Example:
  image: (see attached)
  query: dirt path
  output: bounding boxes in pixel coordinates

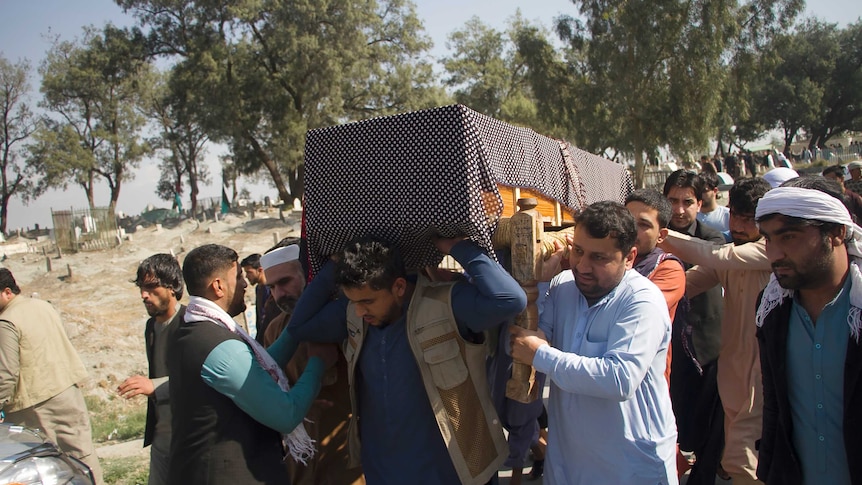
[1,211,301,402]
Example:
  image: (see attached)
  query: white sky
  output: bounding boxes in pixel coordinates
[1,0,859,230]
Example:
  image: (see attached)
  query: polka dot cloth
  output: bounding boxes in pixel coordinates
[304,104,632,275]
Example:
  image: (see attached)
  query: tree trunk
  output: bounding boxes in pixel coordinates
[0,168,8,233]
[633,150,646,189]
[110,168,122,213]
[246,133,290,204]
[0,194,9,233]
[783,126,796,156]
[85,170,96,210]
[189,166,199,216]
[287,163,305,203]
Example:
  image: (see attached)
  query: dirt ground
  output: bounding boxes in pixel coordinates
[1,209,302,402]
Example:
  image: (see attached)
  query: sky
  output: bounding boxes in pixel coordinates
[1,0,860,231]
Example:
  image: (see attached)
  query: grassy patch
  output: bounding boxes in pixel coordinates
[85,395,147,443]
[101,455,149,485]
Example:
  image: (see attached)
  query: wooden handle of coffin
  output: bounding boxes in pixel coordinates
[505,198,543,403]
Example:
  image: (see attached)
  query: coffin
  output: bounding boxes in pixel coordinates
[303,104,632,274]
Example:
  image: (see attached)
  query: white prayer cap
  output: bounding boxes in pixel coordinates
[848,161,862,171]
[762,167,798,189]
[260,244,300,270]
[755,186,862,257]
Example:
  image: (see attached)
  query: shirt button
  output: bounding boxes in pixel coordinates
[815,374,821,380]
[815,343,822,349]
[817,403,823,409]
[576,333,582,338]
[819,436,825,442]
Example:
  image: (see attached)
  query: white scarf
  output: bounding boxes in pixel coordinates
[754,187,862,342]
[755,186,862,258]
[185,296,315,463]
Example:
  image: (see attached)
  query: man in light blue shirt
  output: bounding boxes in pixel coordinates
[510,201,678,485]
[697,169,731,238]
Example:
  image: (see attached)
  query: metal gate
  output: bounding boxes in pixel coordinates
[51,206,120,252]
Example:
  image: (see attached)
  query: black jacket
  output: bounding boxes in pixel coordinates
[143,305,184,447]
[167,319,288,485]
[756,294,862,485]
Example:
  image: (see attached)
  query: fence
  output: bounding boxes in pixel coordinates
[51,206,120,252]
[643,170,674,190]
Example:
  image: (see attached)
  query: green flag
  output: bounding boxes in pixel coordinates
[221,186,230,214]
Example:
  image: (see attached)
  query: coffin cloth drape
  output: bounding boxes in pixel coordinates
[304,104,632,275]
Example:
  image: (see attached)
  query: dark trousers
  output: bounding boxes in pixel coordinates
[671,357,725,485]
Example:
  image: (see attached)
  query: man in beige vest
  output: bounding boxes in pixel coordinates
[290,235,526,485]
[0,268,103,483]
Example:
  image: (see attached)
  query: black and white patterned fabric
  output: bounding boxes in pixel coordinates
[304,104,632,275]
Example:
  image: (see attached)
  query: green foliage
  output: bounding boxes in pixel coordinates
[120,0,444,202]
[803,19,862,148]
[0,55,38,232]
[146,70,210,214]
[441,13,558,136]
[85,395,147,444]
[29,25,153,209]
[102,456,149,485]
[736,18,862,153]
[512,0,802,186]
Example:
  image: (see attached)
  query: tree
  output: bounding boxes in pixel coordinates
[738,20,837,154]
[442,13,559,136]
[31,25,152,210]
[804,20,862,148]
[0,55,37,233]
[119,0,447,203]
[516,0,802,186]
[147,70,210,215]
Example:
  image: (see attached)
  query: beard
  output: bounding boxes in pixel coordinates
[227,291,247,317]
[772,238,832,290]
[144,301,168,318]
[275,295,299,313]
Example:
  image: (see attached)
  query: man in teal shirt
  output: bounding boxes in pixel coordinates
[755,182,862,485]
[168,244,338,484]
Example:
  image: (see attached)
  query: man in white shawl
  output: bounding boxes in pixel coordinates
[167,243,338,485]
[755,183,862,485]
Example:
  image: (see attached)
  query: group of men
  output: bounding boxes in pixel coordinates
[1,164,860,485]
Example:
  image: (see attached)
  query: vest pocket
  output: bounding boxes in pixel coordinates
[422,339,468,390]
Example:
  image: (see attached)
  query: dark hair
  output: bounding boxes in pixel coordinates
[728,177,771,215]
[266,237,302,254]
[821,165,845,179]
[698,169,720,191]
[240,253,262,269]
[780,175,844,201]
[133,254,184,299]
[761,175,850,236]
[336,237,405,291]
[663,169,705,201]
[575,201,637,253]
[182,244,238,297]
[625,188,672,229]
[0,268,21,295]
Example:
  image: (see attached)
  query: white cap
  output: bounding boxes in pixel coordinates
[260,244,300,270]
[762,167,798,189]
